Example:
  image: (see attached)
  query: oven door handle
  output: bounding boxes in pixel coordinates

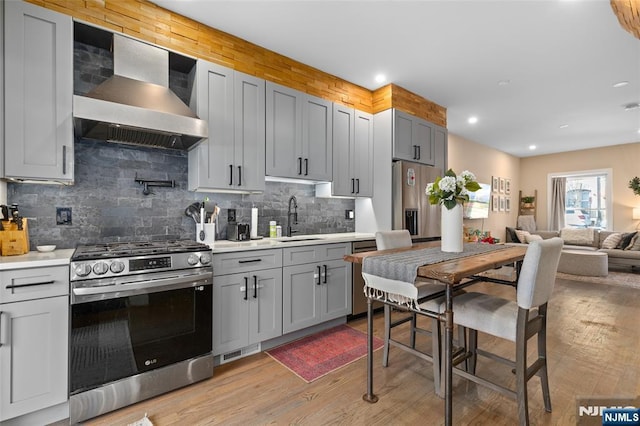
[72,273,212,302]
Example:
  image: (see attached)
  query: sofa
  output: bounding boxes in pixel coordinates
[505,227,640,274]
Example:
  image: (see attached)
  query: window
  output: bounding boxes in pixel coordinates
[549,169,612,230]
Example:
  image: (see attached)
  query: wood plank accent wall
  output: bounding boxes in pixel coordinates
[26,0,446,124]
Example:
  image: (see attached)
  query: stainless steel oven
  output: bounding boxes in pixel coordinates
[68,241,213,424]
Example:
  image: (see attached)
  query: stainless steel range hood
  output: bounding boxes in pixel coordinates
[73,34,207,150]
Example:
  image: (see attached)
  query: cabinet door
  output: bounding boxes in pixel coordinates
[4,2,73,182]
[414,119,435,165]
[321,259,352,321]
[0,296,68,421]
[282,264,321,334]
[265,82,302,178]
[188,61,234,191]
[213,273,249,355]
[0,0,4,178]
[433,124,448,173]
[248,268,282,344]
[331,105,354,197]
[302,95,332,181]
[234,72,266,192]
[393,110,415,162]
[353,110,374,197]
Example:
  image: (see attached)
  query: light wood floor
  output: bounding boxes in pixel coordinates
[82,277,640,425]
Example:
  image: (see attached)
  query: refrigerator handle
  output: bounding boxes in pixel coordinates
[405,209,418,236]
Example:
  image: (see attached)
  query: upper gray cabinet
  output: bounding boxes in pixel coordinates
[188,60,265,193]
[3,1,73,183]
[433,123,448,173]
[393,110,436,166]
[318,105,373,197]
[265,82,332,181]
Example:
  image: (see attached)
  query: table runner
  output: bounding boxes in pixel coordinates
[362,243,508,284]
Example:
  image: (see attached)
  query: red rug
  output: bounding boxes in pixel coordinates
[266,324,384,383]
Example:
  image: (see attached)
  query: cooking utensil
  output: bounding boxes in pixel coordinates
[199,202,205,241]
[184,202,200,224]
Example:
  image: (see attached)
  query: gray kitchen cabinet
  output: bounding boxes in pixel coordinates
[265,82,332,181]
[0,266,69,423]
[282,243,351,334]
[317,105,373,197]
[393,109,436,166]
[0,0,4,178]
[188,60,265,193]
[212,250,283,356]
[3,1,73,182]
[433,123,448,173]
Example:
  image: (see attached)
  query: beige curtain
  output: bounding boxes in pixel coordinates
[550,177,566,230]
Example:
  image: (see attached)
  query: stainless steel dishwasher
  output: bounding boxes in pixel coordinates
[351,239,381,317]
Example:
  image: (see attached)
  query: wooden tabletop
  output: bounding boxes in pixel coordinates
[344,243,527,285]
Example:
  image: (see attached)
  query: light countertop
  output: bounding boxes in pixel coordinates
[212,232,375,253]
[0,249,75,270]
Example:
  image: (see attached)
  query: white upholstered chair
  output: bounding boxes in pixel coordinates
[373,230,447,395]
[450,237,563,425]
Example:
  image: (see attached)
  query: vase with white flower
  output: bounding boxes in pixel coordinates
[426,169,481,252]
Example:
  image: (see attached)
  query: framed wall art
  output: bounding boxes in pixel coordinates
[505,179,511,195]
[492,194,499,212]
[499,195,506,211]
[505,197,511,212]
[499,178,505,194]
[492,176,500,193]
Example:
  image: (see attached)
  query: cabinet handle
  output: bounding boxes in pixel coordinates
[5,280,55,289]
[356,179,360,194]
[253,275,257,298]
[351,178,355,194]
[304,158,309,176]
[238,165,242,186]
[316,265,322,285]
[297,157,303,175]
[0,311,4,347]
[322,264,328,284]
[243,277,248,300]
[238,259,262,264]
[63,145,67,175]
[417,145,421,160]
[413,145,418,160]
[229,165,234,186]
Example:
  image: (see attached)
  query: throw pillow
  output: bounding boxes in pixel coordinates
[631,235,640,251]
[525,234,543,243]
[616,232,637,249]
[506,227,519,243]
[624,233,639,250]
[560,227,595,246]
[515,229,531,244]
[601,233,622,249]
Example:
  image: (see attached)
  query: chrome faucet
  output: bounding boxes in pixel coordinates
[286,195,298,237]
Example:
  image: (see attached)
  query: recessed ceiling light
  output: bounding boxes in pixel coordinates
[613,81,629,88]
[468,116,478,124]
[624,103,640,111]
[559,124,569,129]
[375,74,386,84]
[529,145,537,150]
[497,80,511,86]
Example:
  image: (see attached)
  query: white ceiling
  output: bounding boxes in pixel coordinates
[153,0,640,158]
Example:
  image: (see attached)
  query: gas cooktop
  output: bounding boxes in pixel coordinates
[71,240,210,261]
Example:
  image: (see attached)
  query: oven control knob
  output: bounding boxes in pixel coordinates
[187,254,200,266]
[74,263,92,277]
[93,261,109,275]
[199,253,212,265]
[110,261,125,274]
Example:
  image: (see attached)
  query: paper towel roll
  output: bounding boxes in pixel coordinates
[251,207,258,238]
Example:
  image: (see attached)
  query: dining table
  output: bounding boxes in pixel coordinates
[344,241,527,426]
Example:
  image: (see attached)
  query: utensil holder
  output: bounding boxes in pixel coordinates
[196,223,215,248]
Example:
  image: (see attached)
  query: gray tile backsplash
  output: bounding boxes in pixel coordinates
[7,139,355,249]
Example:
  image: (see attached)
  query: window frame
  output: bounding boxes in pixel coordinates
[547,168,613,230]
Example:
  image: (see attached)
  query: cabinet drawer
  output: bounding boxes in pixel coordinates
[0,265,69,303]
[213,249,283,276]
[283,243,351,266]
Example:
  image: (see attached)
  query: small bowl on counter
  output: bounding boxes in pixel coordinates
[36,245,56,253]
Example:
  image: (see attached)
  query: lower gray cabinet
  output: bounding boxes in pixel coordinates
[282,243,352,334]
[213,250,283,355]
[0,266,69,423]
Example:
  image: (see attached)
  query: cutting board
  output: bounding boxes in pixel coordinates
[0,219,30,256]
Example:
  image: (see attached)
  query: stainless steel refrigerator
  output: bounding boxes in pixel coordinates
[392,160,441,240]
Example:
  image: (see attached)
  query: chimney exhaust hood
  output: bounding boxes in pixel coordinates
[73,34,207,150]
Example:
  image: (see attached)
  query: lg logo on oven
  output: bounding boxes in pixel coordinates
[145,359,157,366]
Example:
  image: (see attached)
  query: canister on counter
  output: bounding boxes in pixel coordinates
[269,221,277,238]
